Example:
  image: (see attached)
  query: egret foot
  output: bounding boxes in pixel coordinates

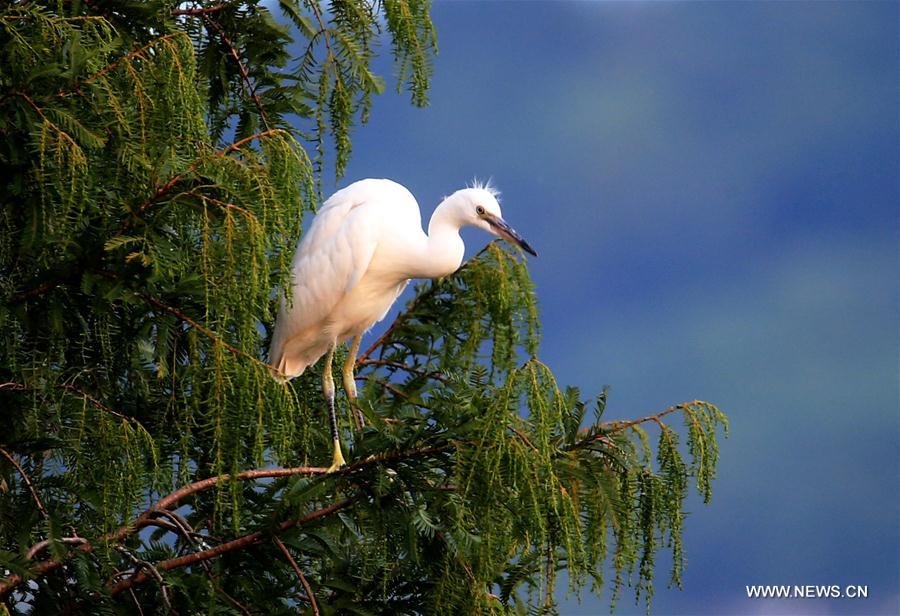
[327,438,346,473]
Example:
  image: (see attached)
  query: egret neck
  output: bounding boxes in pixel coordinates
[414,196,466,279]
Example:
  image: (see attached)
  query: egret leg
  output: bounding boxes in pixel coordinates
[323,343,345,472]
[343,334,365,430]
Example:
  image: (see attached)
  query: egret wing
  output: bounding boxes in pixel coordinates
[268,187,383,378]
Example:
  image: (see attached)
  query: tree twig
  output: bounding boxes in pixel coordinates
[26,536,88,560]
[307,0,337,67]
[173,4,225,16]
[357,358,448,383]
[113,128,286,237]
[202,14,271,130]
[1,380,141,427]
[109,497,360,596]
[356,374,416,408]
[115,546,172,612]
[602,401,701,435]
[0,446,48,520]
[8,280,61,304]
[60,33,185,96]
[509,426,538,452]
[0,464,326,597]
[221,128,285,154]
[273,536,320,615]
[142,294,260,366]
[0,444,448,598]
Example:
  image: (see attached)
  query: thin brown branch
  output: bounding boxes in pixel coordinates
[9,280,61,304]
[602,401,702,435]
[202,14,271,130]
[273,536,320,615]
[356,374,427,406]
[147,510,210,561]
[509,426,538,452]
[173,4,225,16]
[0,444,447,598]
[146,511,250,614]
[0,447,48,520]
[147,444,446,511]
[113,173,190,237]
[0,465,326,598]
[357,358,449,383]
[215,587,252,616]
[149,465,328,514]
[109,496,360,596]
[2,380,145,430]
[356,301,420,365]
[58,383,132,422]
[142,295,255,363]
[61,33,185,96]
[116,546,172,611]
[26,537,88,560]
[340,444,449,475]
[114,128,286,237]
[543,542,555,610]
[12,91,48,121]
[12,91,79,149]
[177,190,256,220]
[127,588,145,616]
[307,0,337,66]
[144,293,290,377]
[221,128,285,154]
[566,402,706,454]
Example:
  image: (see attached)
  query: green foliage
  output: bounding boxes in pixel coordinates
[0,2,727,614]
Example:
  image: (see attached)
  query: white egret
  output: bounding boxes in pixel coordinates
[268,178,536,471]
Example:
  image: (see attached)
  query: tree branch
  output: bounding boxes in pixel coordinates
[356,374,421,404]
[357,358,449,384]
[114,128,287,237]
[12,91,78,148]
[602,401,701,435]
[25,536,88,561]
[56,33,186,98]
[307,0,337,67]
[273,536,320,615]
[109,497,359,596]
[115,546,172,611]
[0,464,326,598]
[221,128,286,154]
[0,446,48,520]
[8,280,61,304]
[0,438,448,597]
[173,4,225,16]
[141,294,257,363]
[202,14,271,130]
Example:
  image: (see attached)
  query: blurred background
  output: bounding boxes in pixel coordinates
[324,1,897,614]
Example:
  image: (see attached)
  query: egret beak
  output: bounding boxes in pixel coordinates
[484,214,538,257]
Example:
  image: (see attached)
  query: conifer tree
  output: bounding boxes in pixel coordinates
[0,2,727,613]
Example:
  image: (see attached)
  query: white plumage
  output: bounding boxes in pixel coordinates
[268,178,536,470]
[269,179,414,378]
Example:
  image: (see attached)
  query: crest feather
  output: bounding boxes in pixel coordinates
[468,177,501,200]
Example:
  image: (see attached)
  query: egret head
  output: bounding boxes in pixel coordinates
[452,182,537,257]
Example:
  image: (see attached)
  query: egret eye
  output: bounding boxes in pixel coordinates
[475,205,485,215]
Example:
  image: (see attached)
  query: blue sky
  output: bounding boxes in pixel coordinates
[325,1,898,614]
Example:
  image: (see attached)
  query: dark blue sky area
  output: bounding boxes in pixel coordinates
[329,1,898,614]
